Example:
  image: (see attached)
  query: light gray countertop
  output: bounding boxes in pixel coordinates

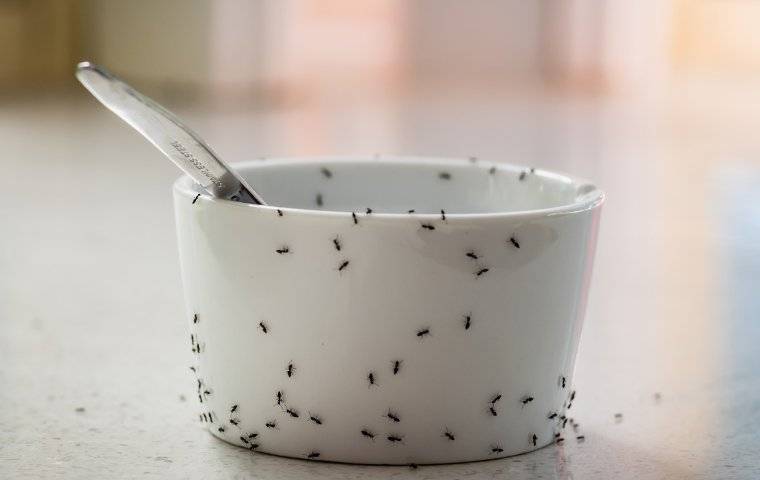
[1,87,759,479]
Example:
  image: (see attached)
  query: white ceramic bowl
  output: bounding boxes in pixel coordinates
[173,156,603,465]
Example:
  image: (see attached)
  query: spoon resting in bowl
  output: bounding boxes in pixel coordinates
[75,61,265,205]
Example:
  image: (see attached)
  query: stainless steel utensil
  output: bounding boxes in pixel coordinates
[75,61,265,204]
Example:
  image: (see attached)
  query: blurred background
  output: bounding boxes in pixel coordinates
[5,0,760,174]
[2,1,760,478]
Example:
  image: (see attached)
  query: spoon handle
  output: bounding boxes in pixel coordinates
[75,62,265,205]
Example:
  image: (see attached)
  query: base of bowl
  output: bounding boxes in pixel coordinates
[207,427,553,465]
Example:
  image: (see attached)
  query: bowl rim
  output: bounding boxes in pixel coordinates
[173,155,605,220]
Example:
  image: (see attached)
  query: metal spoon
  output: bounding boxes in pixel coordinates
[75,61,266,204]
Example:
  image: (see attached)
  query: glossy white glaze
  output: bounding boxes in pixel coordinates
[173,156,603,464]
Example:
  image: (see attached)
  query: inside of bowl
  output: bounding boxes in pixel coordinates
[237,157,598,215]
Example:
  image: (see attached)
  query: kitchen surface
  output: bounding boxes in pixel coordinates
[2,78,759,479]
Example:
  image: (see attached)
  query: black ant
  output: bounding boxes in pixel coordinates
[231,404,238,413]
[316,193,323,207]
[218,426,225,433]
[265,421,276,429]
[562,418,568,428]
[361,429,375,439]
[309,414,322,425]
[561,376,566,388]
[475,268,489,277]
[198,394,203,403]
[408,463,418,470]
[230,419,239,426]
[509,237,520,249]
[193,314,198,324]
[286,362,295,378]
[247,433,258,439]
[201,413,207,422]
[197,379,202,391]
[189,366,196,373]
[321,167,332,178]
[203,389,212,396]
[286,408,299,418]
[276,209,283,217]
[554,432,561,439]
[519,171,527,181]
[532,434,538,446]
[521,395,534,406]
[307,451,320,459]
[490,394,502,404]
[614,413,623,422]
[555,437,564,445]
[258,321,268,334]
[338,260,349,271]
[275,246,290,254]
[416,327,430,338]
[443,429,455,441]
[192,194,200,204]
[276,391,284,406]
[570,390,576,402]
[466,251,478,260]
[392,360,402,375]
[421,223,435,230]
[366,208,373,214]
[385,409,400,422]
[548,412,558,419]
[489,406,498,416]
[352,212,358,224]
[387,434,403,443]
[407,209,415,214]
[576,435,585,442]
[249,443,260,451]
[439,172,451,180]
[488,166,496,175]
[464,314,472,330]
[240,436,249,444]
[490,445,504,454]
[367,371,377,386]
[333,237,341,251]
[441,209,446,221]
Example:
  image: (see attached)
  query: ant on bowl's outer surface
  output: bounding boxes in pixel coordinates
[386,409,401,423]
